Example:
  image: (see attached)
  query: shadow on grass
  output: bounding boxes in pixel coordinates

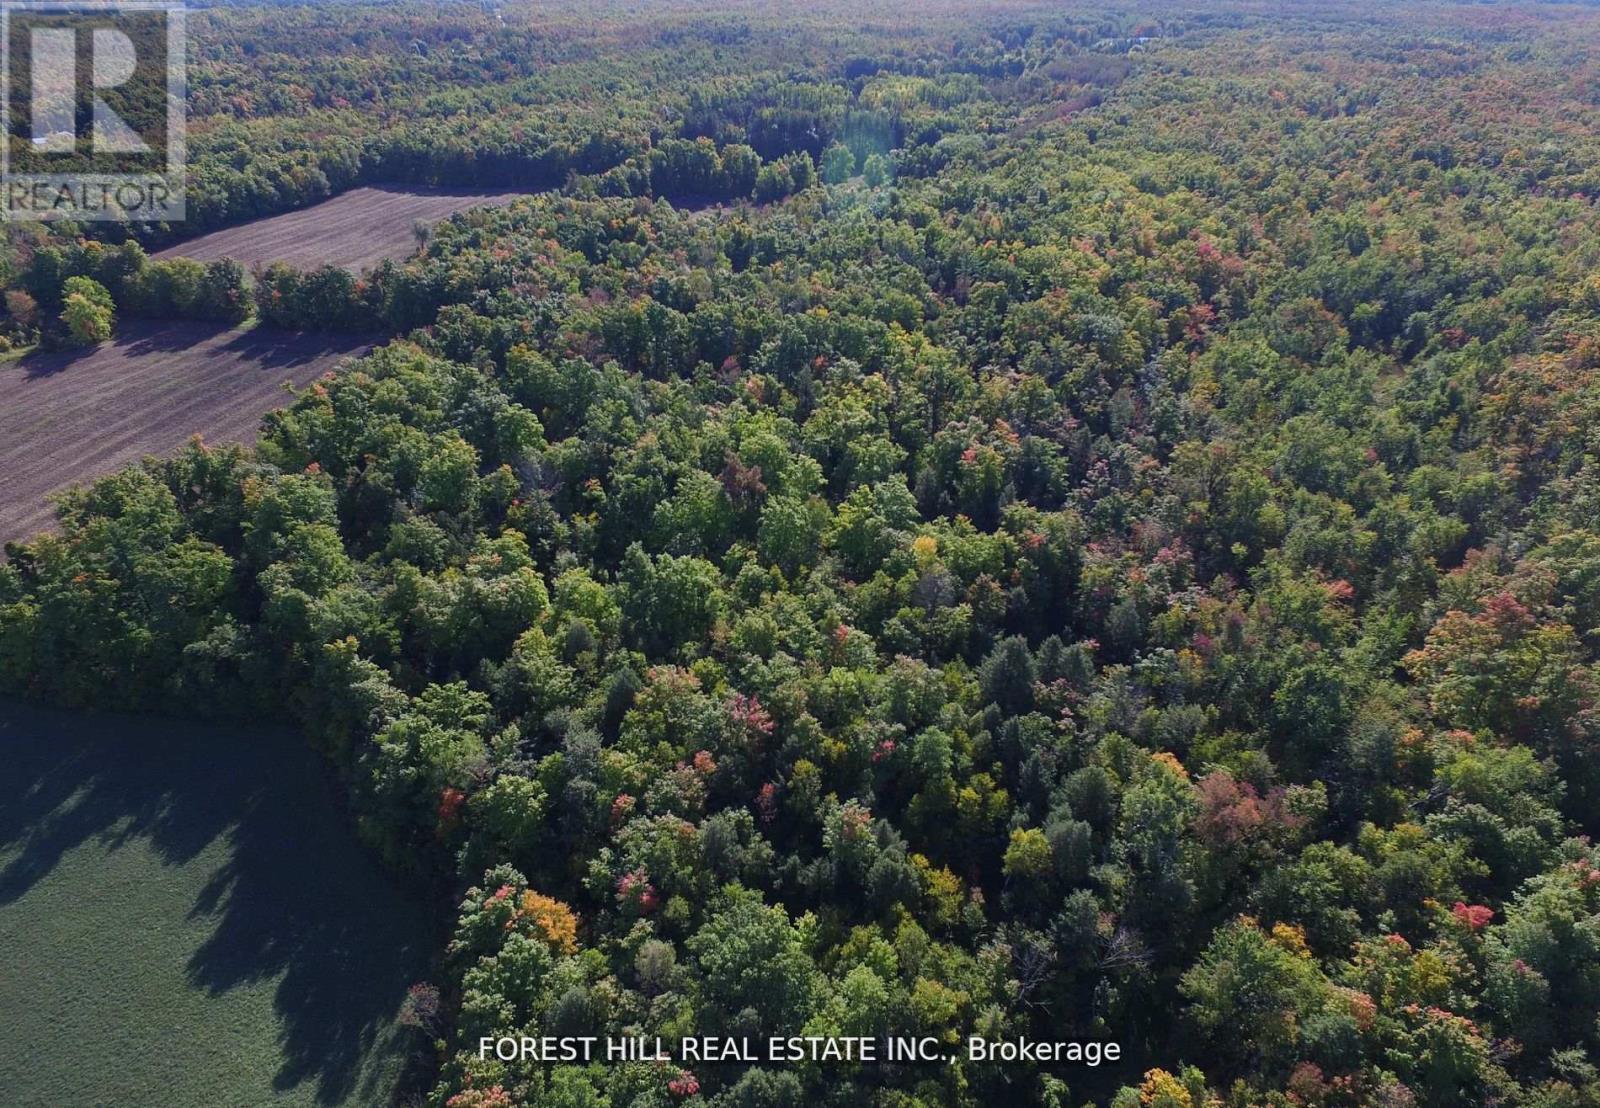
[0,700,429,1106]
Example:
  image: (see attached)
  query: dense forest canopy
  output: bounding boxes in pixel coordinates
[9,0,1600,1105]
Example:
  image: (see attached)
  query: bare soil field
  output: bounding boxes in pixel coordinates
[0,321,374,547]
[153,186,526,272]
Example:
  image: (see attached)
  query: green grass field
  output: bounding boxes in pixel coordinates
[0,701,433,1107]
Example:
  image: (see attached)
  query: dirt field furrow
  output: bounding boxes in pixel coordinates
[153,186,525,272]
[0,322,373,548]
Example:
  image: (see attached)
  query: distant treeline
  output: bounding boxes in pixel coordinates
[65,0,1134,248]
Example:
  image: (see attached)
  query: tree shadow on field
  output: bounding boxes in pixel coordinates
[18,320,225,380]
[120,321,233,359]
[0,699,430,1106]
[221,327,377,373]
[14,321,375,383]
[16,342,100,381]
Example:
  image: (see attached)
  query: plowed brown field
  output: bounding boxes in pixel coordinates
[153,186,525,272]
[0,321,374,547]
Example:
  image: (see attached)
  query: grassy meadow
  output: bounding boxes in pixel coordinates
[0,701,432,1107]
